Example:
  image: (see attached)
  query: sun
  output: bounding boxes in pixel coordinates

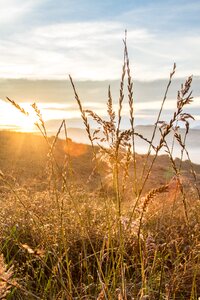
[1,101,39,132]
[16,111,38,132]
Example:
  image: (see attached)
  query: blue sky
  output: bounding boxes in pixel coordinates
[0,0,200,135]
[0,0,200,80]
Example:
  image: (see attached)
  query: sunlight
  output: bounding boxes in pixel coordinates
[15,109,38,132]
[0,100,38,132]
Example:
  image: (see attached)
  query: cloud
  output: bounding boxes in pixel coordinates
[0,18,199,80]
[0,0,200,80]
[0,0,41,25]
[0,21,154,79]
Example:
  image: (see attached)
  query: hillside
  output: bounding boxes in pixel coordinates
[0,130,200,194]
[0,132,200,299]
[0,131,95,190]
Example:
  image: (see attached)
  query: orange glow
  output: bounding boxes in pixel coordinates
[14,111,38,132]
[64,140,88,157]
[0,100,38,132]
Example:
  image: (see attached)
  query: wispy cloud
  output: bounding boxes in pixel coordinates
[0,0,41,25]
[0,0,199,80]
[0,21,154,79]
[0,20,199,80]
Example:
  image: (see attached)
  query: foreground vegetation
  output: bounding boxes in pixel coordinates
[0,39,200,299]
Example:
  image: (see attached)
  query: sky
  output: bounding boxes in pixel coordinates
[1,0,200,80]
[0,0,200,132]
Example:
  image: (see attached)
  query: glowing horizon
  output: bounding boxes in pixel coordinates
[1,94,199,133]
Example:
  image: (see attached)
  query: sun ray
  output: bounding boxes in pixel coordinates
[0,100,39,132]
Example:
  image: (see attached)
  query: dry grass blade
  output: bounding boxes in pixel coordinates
[124,35,138,196]
[0,254,14,299]
[85,109,104,127]
[69,75,94,148]
[20,244,45,257]
[138,184,169,235]
[139,63,176,188]
[156,75,193,153]
[107,86,116,144]
[122,143,131,194]
[97,271,108,300]
[161,134,189,224]
[31,102,47,137]
[107,85,115,125]
[62,119,74,180]
[172,125,200,199]
[134,131,156,151]
[49,119,65,156]
[142,184,169,212]
[182,149,200,199]
[116,129,132,145]
[116,36,126,137]
[6,97,29,115]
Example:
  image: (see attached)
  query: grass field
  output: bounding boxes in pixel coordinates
[0,41,200,299]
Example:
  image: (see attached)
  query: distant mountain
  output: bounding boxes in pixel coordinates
[65,125,200,150]
[45,119,90,144]
[45,118,83,130]
[135,125,200,147]
[44,123,200,164]
[44,121,200,145]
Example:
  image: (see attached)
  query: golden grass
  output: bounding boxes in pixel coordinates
[0,254,14,299]
[0,37,200,299]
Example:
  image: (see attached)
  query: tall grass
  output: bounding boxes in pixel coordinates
[0,38,200,299]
